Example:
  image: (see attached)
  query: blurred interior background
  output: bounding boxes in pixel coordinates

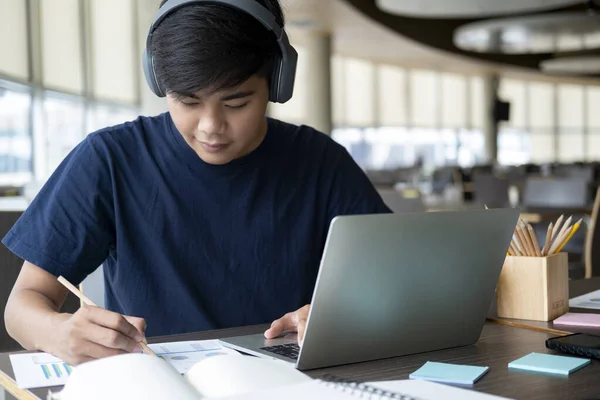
[1,0,599,189]
[2,0,600,311]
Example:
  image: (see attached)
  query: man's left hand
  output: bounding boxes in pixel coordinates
[264,304,310,345]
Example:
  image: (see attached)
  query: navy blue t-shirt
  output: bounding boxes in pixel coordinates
[3,113,390,337]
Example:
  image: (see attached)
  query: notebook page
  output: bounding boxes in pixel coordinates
[56,353,200,400]
[371,380,514,400]
[185,354,311,398]
[215,379,514,400]
[214,380,357,400]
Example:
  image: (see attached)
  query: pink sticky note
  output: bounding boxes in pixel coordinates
[553,313,600,327]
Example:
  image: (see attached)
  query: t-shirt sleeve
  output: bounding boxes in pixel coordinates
[2,134,115,285]
[326,142,392,218]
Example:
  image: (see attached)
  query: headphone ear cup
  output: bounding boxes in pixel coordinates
[142,50,165,97]
[268,57,283,103]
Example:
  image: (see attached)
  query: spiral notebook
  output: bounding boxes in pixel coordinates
[223,375,513,400]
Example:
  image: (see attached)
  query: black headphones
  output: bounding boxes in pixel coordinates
[142,0,298,103]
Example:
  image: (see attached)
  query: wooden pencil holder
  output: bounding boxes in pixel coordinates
[496,253,569,322]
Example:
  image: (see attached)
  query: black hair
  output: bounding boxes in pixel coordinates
[152,0,285,99]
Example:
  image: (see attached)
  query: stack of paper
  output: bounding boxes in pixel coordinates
[508,352,590,376]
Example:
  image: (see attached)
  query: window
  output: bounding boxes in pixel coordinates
[377,65,407,126]
[587,88,600,161]
[441,73,467,128]
[558,84,584,128]
[344,58,375,127]
[557,84,584,162]
[589,129,600,161]
[530,129,555,164]
[498,128,529,165]
[0,0,29,80]
[558,128,585,162]
[470,77,484,129]
[40,0,84,93]
[529,82,554,129]
[331,128,362,153]
[42,93,85,177]
[0,83,33,184]
[87,103,139,133]
[90,0,137,103]
[587,87,600,129]
[331,55,345,127]
[457,129,485,167]
[410,70,437,128]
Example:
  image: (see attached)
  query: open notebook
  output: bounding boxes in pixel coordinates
[48,353,513,399]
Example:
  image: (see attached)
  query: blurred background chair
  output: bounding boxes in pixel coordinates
[377,188,425,213]
[377,188,426,213]
[585,188,600,279]
[472,173,510,208]
[522,177,590,210]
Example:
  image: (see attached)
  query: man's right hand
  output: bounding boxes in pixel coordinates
[50,305,147,365]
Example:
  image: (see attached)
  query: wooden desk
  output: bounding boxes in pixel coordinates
[2,322,600,400]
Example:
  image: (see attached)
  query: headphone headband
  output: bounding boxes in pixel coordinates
[142,0,297,103]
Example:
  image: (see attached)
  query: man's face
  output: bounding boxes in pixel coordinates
[167,75,270,165]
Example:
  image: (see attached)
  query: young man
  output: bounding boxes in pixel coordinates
[3,0,390,366]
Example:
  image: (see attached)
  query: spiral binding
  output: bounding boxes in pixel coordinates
[318,374,423,400]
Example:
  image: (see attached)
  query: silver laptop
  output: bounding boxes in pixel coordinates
[219,209,519,370]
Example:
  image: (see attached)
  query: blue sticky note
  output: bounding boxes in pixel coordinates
[508,352,590,376]
[409,361,490,385]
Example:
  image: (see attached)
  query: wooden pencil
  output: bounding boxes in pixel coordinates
[514,226,528,256]
[517,224,534,256]
[555,218,583,254]
[57,276,156,356]
[551,214,565,242]
[518,220,536,256]
[509,241,521,257]
[548,228,572,255]
[551,216,573,252]
[557,216,572,238]
[512,228,526,256]
[526,223,541,256]
[509,234,519,256]
[0,370,38,400]
[541,222,553,256]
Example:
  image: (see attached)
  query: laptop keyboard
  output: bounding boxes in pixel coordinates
[260,343,300,360]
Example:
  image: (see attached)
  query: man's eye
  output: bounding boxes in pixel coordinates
[226,103,248,110]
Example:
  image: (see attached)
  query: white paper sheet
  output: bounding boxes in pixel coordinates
[149,339,241,374]
[9,353,71,389]
[569,289,600,310]
[10,340,241,389]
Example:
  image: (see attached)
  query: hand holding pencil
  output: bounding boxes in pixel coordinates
[507,215,582,257]
[52,276,155,365]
